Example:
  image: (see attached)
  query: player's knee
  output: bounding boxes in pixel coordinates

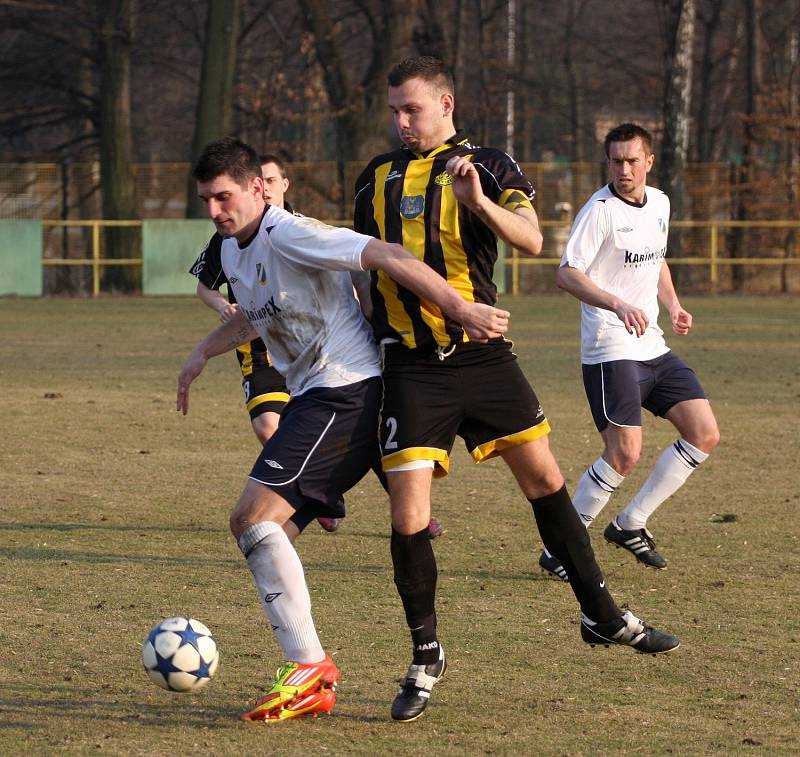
[229,509,245,539]
[689,423,720,454]
[606,448,639,475]
[526,470,566,499]
[229,501,256,540]
[391,507,431,535]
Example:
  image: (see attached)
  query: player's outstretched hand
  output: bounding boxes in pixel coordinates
[176,350,208,415]
[614,302,649,337]
[669,305,692,335]
[459,302,510,341]
[446,155,485,210]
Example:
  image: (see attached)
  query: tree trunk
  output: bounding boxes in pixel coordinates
[695,0,722,162]
[731,0,762,291]
[97,0,139,291]
[298,0,419,216]
[782,0,799,292]
[186,0,241,219]
[659,0,695,288]
[562,0,586,163]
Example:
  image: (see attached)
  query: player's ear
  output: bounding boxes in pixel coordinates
[441,93,454,117]
[251,175,265,197]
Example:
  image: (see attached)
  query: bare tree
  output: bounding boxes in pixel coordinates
[658,0,696,286]
[97,0,139,289]
[186,0,241,218]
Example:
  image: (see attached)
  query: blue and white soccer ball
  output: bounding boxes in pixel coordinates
[142,616,219,692]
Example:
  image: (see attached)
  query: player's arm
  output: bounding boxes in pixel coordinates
[445,155,542,256]
[196,281,239,323]
[350,270,373,320]
[657,261,692,335]
[361,239,509,340]
[556,263,649,337]
[176,311,257,415]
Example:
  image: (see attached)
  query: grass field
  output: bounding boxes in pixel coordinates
[1,294,798,756]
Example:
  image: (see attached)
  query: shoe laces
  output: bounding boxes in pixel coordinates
[269,662,300,693]
[403,663,439,692]
[641,528,657,550]
[614,611,648,646]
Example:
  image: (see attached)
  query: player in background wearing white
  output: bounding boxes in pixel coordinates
[176,137,507,722]
[540,123,719,579]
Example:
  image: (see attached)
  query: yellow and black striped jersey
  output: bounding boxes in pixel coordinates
[354,131,535,351]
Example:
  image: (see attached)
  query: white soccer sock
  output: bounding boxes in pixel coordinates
[238,521,325,664]
[617,438,709,531]
[572,456,626,527]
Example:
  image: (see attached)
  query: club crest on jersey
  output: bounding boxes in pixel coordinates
[400,194,424,219]
[658,217,667,234]
[256,262,268,285]
[434,171,453,186]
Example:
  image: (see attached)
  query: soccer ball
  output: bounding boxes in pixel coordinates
[142,616,219,692]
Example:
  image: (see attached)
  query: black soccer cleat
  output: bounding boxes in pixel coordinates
[604,518,667,569]
[538,550,569,582]
[391,645,447,722]
[581,611,680,655]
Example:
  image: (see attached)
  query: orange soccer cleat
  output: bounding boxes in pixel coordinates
[241,655,339,722]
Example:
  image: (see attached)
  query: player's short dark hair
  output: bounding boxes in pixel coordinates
[387,56,454,93]
[604,123,653,156]
[259,153,288,178]
[192,137,261,188]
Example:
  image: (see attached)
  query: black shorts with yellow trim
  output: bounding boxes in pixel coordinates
[380,339,550,477]
[241,363,289,420]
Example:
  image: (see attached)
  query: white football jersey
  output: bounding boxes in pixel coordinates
[221,206,380,395]
[561,184,672,364]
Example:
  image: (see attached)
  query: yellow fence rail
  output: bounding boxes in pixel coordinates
[42,218,800,297]
[507,219,800,295]
[43,219,142,296]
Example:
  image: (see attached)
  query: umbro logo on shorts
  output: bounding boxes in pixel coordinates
[264,459,284,469]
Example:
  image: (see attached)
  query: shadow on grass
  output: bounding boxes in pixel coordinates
[0,683,240,728]
[0,521,391,541]
[0,683,395,728]
[0,544,541,582]
[0,545,240,567]
[0,522,225,535]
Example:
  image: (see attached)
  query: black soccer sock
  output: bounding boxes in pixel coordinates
[390,526,440,665]
[530,485,621,623]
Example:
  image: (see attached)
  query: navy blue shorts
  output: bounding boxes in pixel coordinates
[249,377,382,520]
[582,352,706,431]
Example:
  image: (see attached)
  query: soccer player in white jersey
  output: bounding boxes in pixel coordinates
[539,123,719,579]
[175,137,509,723]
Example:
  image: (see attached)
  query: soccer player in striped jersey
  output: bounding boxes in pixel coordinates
[355,57,680,723]
[541,123,719,576]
